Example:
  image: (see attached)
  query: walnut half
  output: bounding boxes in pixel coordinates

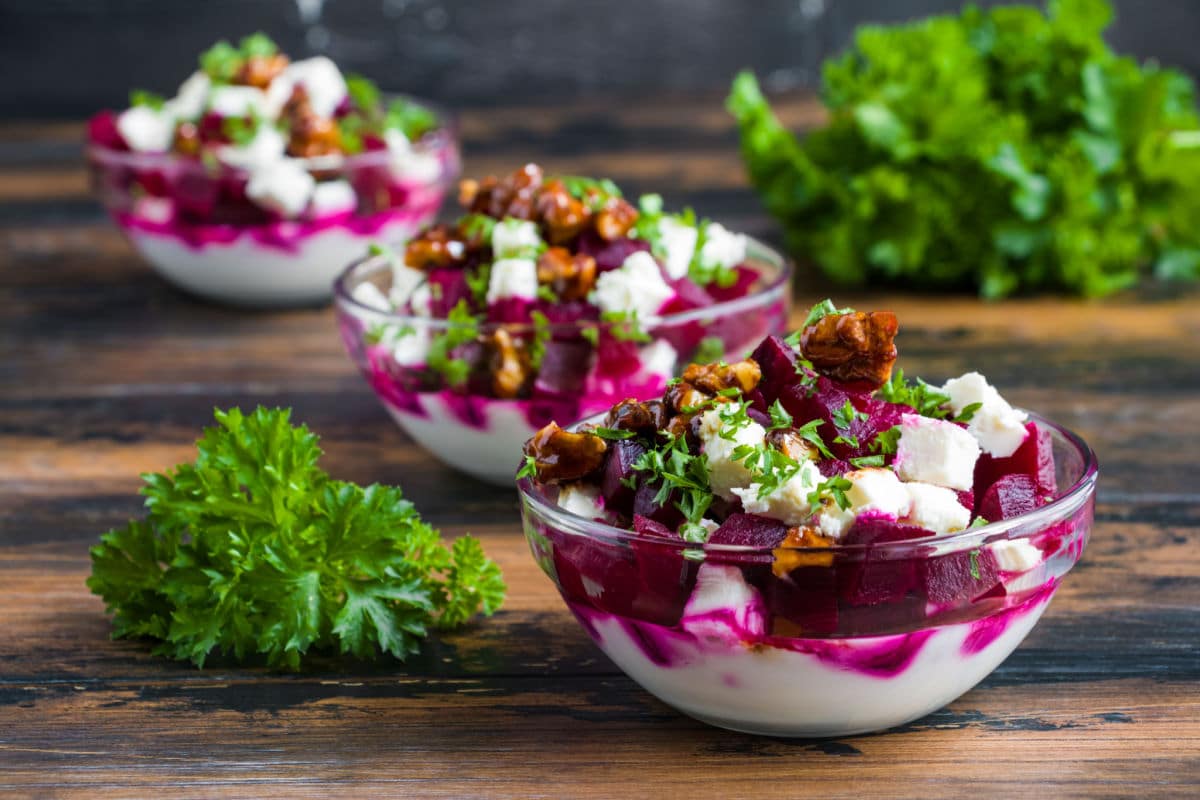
[799,311,898,389]
[523,423,608,484]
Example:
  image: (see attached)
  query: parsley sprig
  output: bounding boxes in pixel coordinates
[628,433,715,541]
[426,300,481,387]
[87,407,505,670]
[876,368,953,418]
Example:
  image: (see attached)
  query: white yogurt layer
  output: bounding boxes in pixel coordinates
[125,217,422,306]
[583,595,1051,738]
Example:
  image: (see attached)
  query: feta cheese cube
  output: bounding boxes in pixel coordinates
[486,258,538,304]
[116,106,175,153]
[902,481,971,535]
[844,467,912,518]
[389,263,427,309]
[351,281,392,312]
[637,339,678,379]
[589,251,675,320]
[282,56,348,117]
[166,71,211,121]
[817,506,856,541]
[698,406,766,501]
[732,460,824,527]
[391,328,430,367]
[408,283,433,317]
[681,563,766,641]
[492,217,542,258]
[245,158,315,217]
[207,85,268,119]
[384,129,442,183]
[991,539,1043,573]
[941,372,1030,458]
[217,125,286,171]
[698,222,747,271]
[658,216,698,280]
[894,414,980,491]
[557,482,609,521]
[310,180,357,216]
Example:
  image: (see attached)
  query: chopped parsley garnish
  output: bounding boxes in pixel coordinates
[385,98,437,141]
[969,517,990,529]
[559,176,623,210]
[952,402,983,424]
[633,193,664,244]
[426,300,480,387]
[794,418,833,459]
[691,336,726,367]
[601,310,651,343]
[222,110,263,147]
[802,298,856,329]
[516,454,538,480]
[629,434,714,535]
[459,213,497,244]
[849,454,886,468]
[527,310,552,370]
[876,368,952,418]
[346,73,382,113]
[969,549,982,579]
[833,433,860,448]
[731,442,803,500]
[464,263,492,307]
[714,400,755,441]
[807,475,853,514]
[679,522,711,544]
[593,426,637,441]
[871,424,903,455]
[129,90,166,111]
[767,399,793,431]
[580,325,600,346]
[832,399,867,430]
[199,39,242,83]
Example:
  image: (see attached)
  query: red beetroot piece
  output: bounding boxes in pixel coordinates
[836,517,931,606]
[749,335,798,406]
[599,439,647,519]
[974,421,1055,503]
[978,473,1040,521]
[707,513,788,564]
[919,548,1000,607]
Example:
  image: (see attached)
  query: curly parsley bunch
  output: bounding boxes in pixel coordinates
[729,0,1200,297]
[88,407,505,670]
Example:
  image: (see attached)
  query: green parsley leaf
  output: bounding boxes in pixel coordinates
[459,213,497,244]
[593,426,637,441]
[679,522,711,544]
[601,310,651,343]
[876,368,952,418]
[527,310,551,371]
[385,98,437,141]
[559,176,624,210]
[969,549,982,580]
[952,401,984,424]
[199,39,242,84]
[691,336,726,367]
[871,425,903,456]
[426,300,481,387]
[580,326,599,346]
[832,398,867,430]
[807,475,853,514]
[768,399,793,431]
[346,73,382,114]
[516,454,538,480]
[630,433,714,529]
[87,407,504,670]
[221,110,263,147]
[239,32,278,59]
[794,418,834,459]
[129,90,166,111]
[969,517,991,529]
[464,263,492,307]
[802,299,856,330]
[849,454,886,468]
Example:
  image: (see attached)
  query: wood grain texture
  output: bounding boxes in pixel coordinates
[1,98,1198,798]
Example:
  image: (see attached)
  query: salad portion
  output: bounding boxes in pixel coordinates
[518,301,1094,736]
[335,164,790,484]
[87,33,458,305]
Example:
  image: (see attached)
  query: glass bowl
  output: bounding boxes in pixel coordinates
[86,98,459,307]
[517,412,1097,737]
[333,237,792,485]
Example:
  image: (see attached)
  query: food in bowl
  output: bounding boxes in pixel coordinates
[86,33,458,306]
[517,300,1096,736]
[334,164,791,485]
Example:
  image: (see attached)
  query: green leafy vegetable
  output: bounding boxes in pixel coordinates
[385,98,437,141]
[728,0,1200,297]
[691,336,726,367]
[629,434,714,534]
[601,310,652,343]
[426,300,481,387]
[527,310,552,370]
[593,426,637,441]
[876,368,951,418]
[129,90,166,111]
[87,408,504,670]
[952,401,984,424]
[802,299,855,329]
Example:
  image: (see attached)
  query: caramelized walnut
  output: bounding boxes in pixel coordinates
[461,163,543,220]
[235,54,290,89]
[603,398,669,435]
[287,114,342,158]
[173,122,201,157]
[665,381,710,414]
[404,225,469,269]
[523,422,608,484]
[537,247,597,302]
[485,329,532,399]
[536,179,591,244]
[593,196,639,241]
[766,428,817,462]
[799,311,898,389]
[771,527,835,577]
[681,359,762,395]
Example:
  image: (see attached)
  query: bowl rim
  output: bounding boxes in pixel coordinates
[332,234,794,335]
[85,92,458,175]
[516,409,1099,556]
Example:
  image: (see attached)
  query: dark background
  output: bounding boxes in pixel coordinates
[2,0,1198,120]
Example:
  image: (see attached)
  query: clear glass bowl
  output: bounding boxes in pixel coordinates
[86,99,459,307]
[517,412,1097,737]
[333,237,792,485]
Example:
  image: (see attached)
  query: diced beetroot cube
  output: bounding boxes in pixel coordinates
[576,231,650,271]
[532,299,599,328]
[87,111,128,150]
[705,264,758,302]
[533,340,594,396]
[816,458,854,478]
[632,514,674,538]
[630,537,699,626]
[522,396,581,430]
[663,276,714,313]
[633,482,684,530]
[749,336,798,406]
[841,517,933,547]
[600,440,647,518]
[779,375,850,437]
[550,530,639,618]
[836,517,930,607]
[486,297,533,324]
[955,488,975,514]
[836,395,910,462]
[978,473,1039,521]
[766,567,839,634]
[172,170,221,220]
[594,334,641,379]
[196,112,229,145]
[656,277,713,356]
[919,549,1000,607]
[426,269,472,316]
[974,421,1055,502]
[707,513,788,564]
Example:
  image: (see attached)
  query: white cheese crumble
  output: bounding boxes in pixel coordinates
[894,413,981,491]
[217,125,287,171]
[557,483,609,521]
[486,258,539,304]
[351,281,391,312]
[657,217,698,280]
[816,467,912,540]
[698,222,747,271]
[310,180,357,216]
[492,217,542,258]
[991,539,1043,573]
[408,283,433,317]
[588,251,675,320]
[384,129,442,183]
[207,85,268,119]
[941,372,1030,458]
[698,406,766,501]
[166,71,211,121]
[282,56,348,118]
[637,339,678,379]
[116,106,175,153]
[902,481,971,535]
[245,158,315,217]
[389,263,427,309]
[732,460,824,527]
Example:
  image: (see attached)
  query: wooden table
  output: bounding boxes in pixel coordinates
[2,97,1198,798]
